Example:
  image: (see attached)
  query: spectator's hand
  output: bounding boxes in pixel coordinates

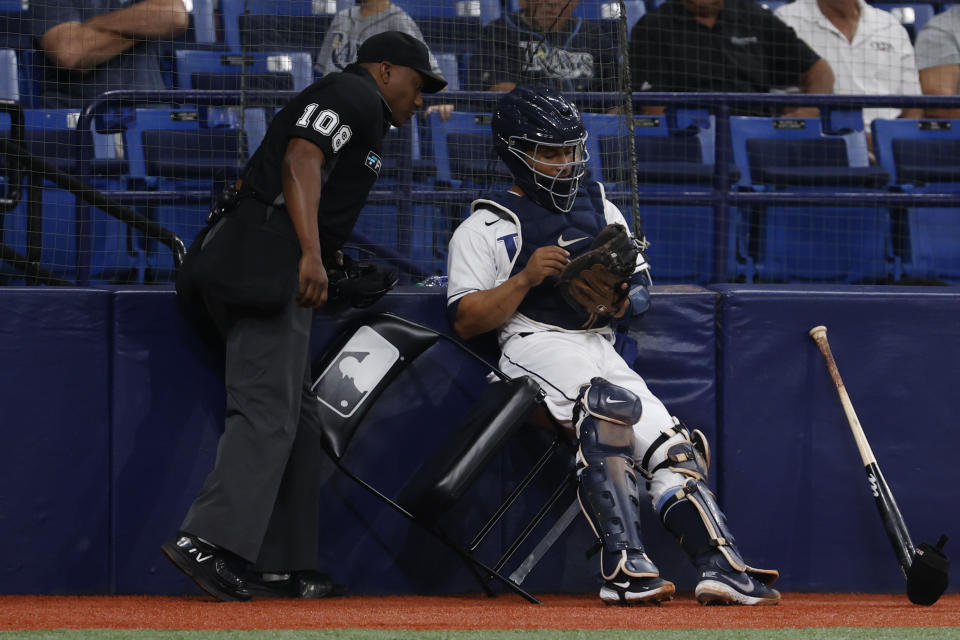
[488,81,517,92]
[425,104,455,121]
[517,246,569,288]
[297,251,329,308]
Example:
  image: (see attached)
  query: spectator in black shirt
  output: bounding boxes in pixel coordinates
[629,0,833,116]
[468,0,620,95]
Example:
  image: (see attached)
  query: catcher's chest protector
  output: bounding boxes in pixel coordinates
[479,183,611,330]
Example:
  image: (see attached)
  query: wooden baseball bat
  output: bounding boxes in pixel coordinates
[809,325,916,577]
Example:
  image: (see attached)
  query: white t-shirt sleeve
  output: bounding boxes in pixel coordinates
[447,219,500,306]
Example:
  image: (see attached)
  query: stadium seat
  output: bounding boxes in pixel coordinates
[395,0,483,18]
[434,53,460,91]
[0,109,141,284]
[189,0,217,44]
[757,0,785,12]
[0,48,16,103]
[427,111,512,189]
[175,50,313,92]
[872,118,960,188]
[872,117,960,282]
[220,0,338,54]
[730,114,895,283]
[18,49,42,109]
[582,112,747,284]
[123,106,252,280]
[873,3,935,42]
[0,0,32,52]
[351,121,447,276]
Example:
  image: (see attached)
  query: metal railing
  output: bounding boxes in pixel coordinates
[3,89,959,285]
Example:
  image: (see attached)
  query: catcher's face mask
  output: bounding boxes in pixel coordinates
[508,136,589,213]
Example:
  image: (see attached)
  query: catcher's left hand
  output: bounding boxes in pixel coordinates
[557,224,640,328]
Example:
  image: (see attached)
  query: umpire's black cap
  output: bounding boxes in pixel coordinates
[356,31,447,93]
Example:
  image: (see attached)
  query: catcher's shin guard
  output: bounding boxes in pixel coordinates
[575,378,659,580]
[658,478,778,587]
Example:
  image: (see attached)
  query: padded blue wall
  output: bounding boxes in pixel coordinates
[0,289,111,594]
[715,285,960,594]
[1,284,957,597]
[106,286,716,595]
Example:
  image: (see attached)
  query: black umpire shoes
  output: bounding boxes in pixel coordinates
[161,533,251,602]
[244,570,349,599]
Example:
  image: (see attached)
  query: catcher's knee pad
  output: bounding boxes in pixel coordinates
[575,378,658,580]
[658,478,778,586]
[640,417,711,483]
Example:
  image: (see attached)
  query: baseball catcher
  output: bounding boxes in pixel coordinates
[445,85,779,606]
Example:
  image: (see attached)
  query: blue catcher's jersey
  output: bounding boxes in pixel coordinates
[486,183,608,330]
[446,181,649,338]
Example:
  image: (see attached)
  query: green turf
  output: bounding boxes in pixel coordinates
[3,630,960,640]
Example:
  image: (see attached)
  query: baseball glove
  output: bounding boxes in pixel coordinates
[327,254,398,309]
[558,223,639,328]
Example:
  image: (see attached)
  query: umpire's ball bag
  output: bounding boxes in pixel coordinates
[176,198,300,313]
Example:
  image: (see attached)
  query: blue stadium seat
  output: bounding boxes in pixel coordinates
[872,117,960,282]
[872,118,960,188]
[220,0,337,55]
[19,49,42,109]
[434,53,459,91]
[352,121,446,275]
[0,0,31,52]
[873,3,935,42]
[0,48,17,102]
[730,114,895,283]
[190,0,217,44]
[757,0,785,11]
[0,109,141,283]
[123,106,253,280]
[582,112,747,284]
[427,111,511,189]
[395,0,483,18]
[175,50,313,92]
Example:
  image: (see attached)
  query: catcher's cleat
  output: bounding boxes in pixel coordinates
[161,533,250,602]
[600,575,676,606]
[244,570,348,599]
[695,556,781,606]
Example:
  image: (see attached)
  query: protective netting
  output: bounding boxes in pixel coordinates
[1,0,958,286]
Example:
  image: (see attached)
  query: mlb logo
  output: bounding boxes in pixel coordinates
[364,151,382,176]
[311,326,399,418]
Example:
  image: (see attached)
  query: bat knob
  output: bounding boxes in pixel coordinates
[936,534,948,551]
[906,537,950,605]
[809,325,827,338]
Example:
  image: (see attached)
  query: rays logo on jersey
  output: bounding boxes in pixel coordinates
[365,151,382,176]
[311,326,399,418]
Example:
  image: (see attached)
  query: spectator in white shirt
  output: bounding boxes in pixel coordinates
[915,6,960,118]
[775,0,922,126]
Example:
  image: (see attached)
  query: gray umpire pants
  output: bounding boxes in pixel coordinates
[180,290,332,571]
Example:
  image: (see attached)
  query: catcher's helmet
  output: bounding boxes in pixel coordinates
[492,85,589,213]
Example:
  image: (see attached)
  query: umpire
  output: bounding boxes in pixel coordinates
[163,31,446,601]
